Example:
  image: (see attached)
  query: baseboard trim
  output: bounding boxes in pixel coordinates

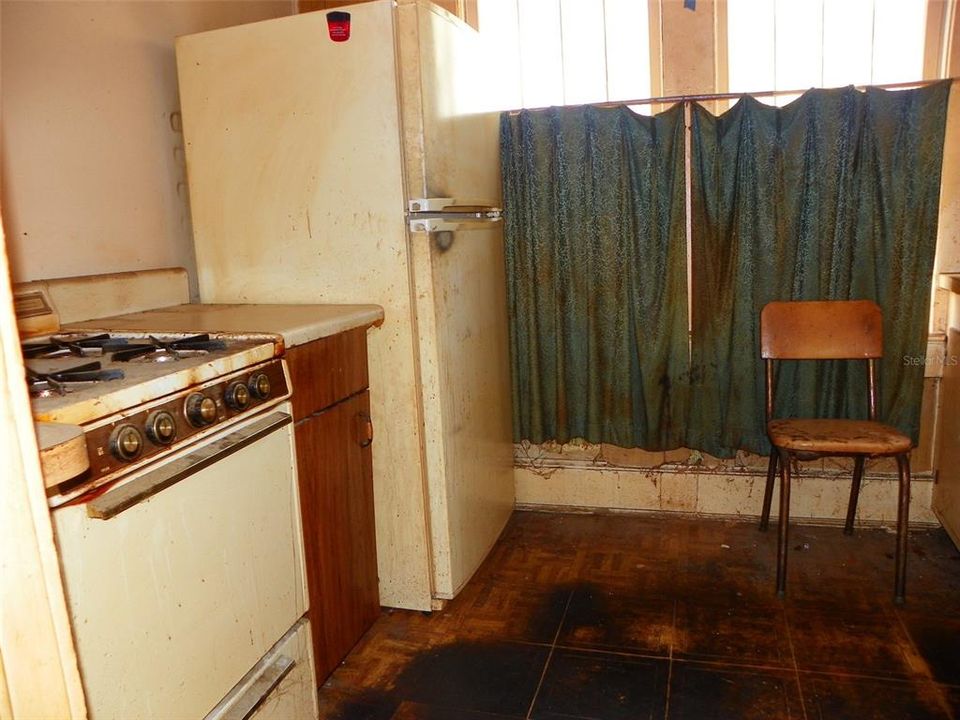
[514,463,938,525]
[514,502,941,529]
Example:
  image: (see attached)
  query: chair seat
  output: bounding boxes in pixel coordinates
[768,418,911,455]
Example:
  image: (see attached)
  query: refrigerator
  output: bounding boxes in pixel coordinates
[175,0,515,611]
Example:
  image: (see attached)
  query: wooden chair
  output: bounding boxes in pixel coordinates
[758,300,912,604]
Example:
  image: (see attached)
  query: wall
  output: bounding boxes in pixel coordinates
[1,0,294,297]
[515,376,940,526]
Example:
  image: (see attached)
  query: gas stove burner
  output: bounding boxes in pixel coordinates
[111,333,228,363]
[22,333,133,359]
[26,361,125,397]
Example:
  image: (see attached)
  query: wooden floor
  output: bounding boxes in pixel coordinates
[317,510,960,719]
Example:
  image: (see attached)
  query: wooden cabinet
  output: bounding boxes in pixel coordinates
[286,327,380,685]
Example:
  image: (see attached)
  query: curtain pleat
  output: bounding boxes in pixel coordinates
[688,83,950,457]
[500,105,689,449]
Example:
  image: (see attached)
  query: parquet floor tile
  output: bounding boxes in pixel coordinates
[318,510,960,720]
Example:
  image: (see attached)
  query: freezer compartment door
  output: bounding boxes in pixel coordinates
[397,2,508,208]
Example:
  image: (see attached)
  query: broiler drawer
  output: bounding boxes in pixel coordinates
[205,618,318,720]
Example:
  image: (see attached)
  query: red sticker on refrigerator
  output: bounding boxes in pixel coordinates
[327,11,351,42]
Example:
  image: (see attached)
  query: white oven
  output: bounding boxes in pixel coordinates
[52,401,317,720]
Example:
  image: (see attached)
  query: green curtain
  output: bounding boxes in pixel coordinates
[689,83,950,457]
[500,105,689,449]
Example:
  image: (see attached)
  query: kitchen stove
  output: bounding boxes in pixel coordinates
[22,326,289,506]
[15,279,314,719]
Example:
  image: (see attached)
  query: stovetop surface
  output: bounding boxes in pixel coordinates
[25,331,280,425]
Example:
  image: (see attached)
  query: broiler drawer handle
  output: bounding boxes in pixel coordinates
[86,411,292,520]
[204,652,295,720]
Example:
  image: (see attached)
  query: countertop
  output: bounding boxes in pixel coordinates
[65,303,384,348]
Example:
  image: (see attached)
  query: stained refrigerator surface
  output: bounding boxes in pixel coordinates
[176,0,514,609]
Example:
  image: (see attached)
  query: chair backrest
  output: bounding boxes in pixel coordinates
[760,300,883,360]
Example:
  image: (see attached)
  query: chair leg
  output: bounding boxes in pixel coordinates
[894,453,911,605]
[844,456,865,535]
[760,448,778,532]
[776,449,792,598]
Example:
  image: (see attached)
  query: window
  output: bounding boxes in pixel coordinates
[728,0,928,106]
[478,0,651,109]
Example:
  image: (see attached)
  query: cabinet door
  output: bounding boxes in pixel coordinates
[286,329,369,422]
[295,391,379,684]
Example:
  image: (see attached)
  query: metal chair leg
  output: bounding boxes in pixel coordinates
[760,448,778,532]
[844,455,865,535]
[894,453,911,605]
[776,449,792,598]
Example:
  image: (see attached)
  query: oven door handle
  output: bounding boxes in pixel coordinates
[87,411,292,520]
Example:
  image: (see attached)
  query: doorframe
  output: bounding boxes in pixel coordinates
[0,219,87,719]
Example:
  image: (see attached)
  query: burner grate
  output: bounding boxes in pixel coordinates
[26,361,125,397]
[111,334,228,362]
[22,333,133,359]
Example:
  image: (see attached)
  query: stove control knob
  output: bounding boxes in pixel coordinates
[110,424,143,462]
[185,393,217,427]
[145,410,177,445]
[225,381,250,410]
[248,373,271,400]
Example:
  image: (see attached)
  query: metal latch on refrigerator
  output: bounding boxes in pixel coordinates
[407,197,502,233]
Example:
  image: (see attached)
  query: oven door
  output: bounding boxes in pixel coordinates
[53,403,308,720]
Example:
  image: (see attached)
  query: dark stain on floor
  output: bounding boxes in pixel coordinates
[318,511,960,719]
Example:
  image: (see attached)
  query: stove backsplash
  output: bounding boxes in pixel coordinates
[13,267,190,337]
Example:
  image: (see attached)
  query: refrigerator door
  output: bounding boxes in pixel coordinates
[398,2,515,598]
[176,1,434,610]
[409,223,514,598]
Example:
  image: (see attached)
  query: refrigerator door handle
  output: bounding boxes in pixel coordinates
[408,197,454,212]
[407,198,502,233]
[408,215,502,233]
[412,197,505,213]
